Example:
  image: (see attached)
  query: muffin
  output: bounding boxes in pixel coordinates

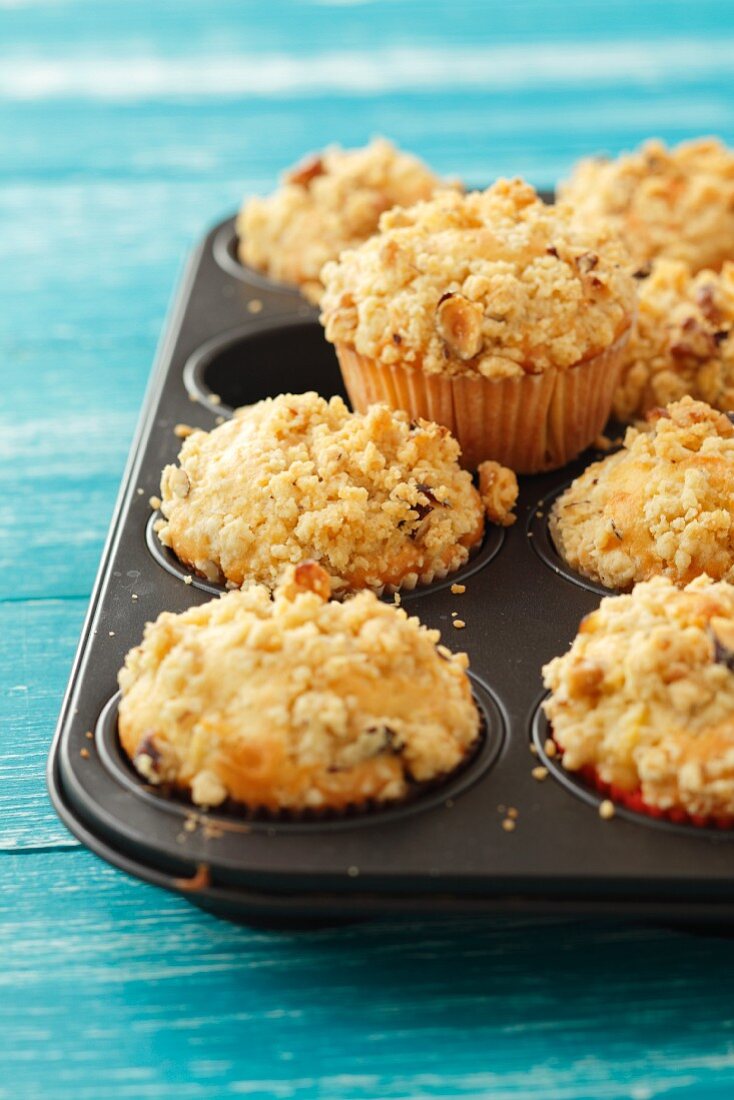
[613,259,734,421]
[550,397,734,591]
[559,137,734,275]
[118,561,481,813]
[542,575,734,824]
[157,392,487,594]
[320,178,636,472]
[237,138,452,303]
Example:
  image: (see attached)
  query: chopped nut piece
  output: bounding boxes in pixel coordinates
[450,583,466,595]
[599,799,616,820]
[477,460,518,527]
[453,619,466,629]
[435,293,484,360]
[531,765,549,781]
[167,467,191,499]
[281,560,332,603]
[286,154,326,188]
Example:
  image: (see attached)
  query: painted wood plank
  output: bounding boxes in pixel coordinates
[4,847,734,1100]
[0,599,86,849]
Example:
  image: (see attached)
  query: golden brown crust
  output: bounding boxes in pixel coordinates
[542,575,734,818]
[118,564,481,813]
[157,392,485,593]
[320,178,636,379]
[551,397,734,590]
[560,137,734,274]
[614,259,734,421]
[237,138,451,302]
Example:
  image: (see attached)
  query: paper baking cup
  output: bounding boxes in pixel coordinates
[578,762,734,830]
[336,326,631,472]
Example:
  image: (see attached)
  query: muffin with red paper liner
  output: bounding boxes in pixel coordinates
[320,178,636,472]
[542,575,734,826]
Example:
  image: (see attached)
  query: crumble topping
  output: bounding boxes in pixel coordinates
[237,138,451,303]
[551,397,734,590]
[613,259,734,421]
[158,392,484,593]
[542,575,734,818]
[320,178,635,379]
[118,563,480,812]
[560,138,734,274]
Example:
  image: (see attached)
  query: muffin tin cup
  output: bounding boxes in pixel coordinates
[335,325,631,473]
[47,211,734,926]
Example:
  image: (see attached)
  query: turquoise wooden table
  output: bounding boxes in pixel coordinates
[5,1,734,1095]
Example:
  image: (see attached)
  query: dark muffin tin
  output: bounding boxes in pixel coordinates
[48,209,734,926]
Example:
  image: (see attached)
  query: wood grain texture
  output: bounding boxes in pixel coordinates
[5,0,734,1095]
[5,849,734,1100]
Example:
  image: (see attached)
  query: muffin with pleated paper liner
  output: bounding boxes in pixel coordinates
[320,178,637,472]
[542,575,734,828]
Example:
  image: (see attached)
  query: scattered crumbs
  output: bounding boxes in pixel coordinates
[453,619,466,629]
[174,424,194,439]
[149,495,162,510]
[536,510,543,519]
[189,392,198,402]
[527,531,534,539]
[184,575,193,586]
[131,593,138,601]
[174,863,211,891]
[347,865,360,878]
[80,748,90,759]
[215,416,225,425]
[183,816,198,833]
[451,610,457,617]
[85,731,93,740]
[502,818,516,832]
[599,799,616,820]
[108,631,115,637]
[209,393,222,406]
[203,823,224,840]
[445,798,454,809]
[136,488,144,496]
[247,298,263,314]
[532,765,549,781]
[594,432,613,452]
[544,738,557,758]
[497,804,506,814]
[529,743,538,756]
[507,807,519,820]
[450,583,466,595]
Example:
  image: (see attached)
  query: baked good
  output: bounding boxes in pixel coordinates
[157,392,485,593]
[550,397,734,591]
[542,575,734,824]
[118,561,481,813]
[559,137,734,274]
[613,259,734,421]
[237,138,451,303]
[320,178,636,471]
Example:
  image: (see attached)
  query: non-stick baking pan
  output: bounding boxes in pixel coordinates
[47,202,734,926]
